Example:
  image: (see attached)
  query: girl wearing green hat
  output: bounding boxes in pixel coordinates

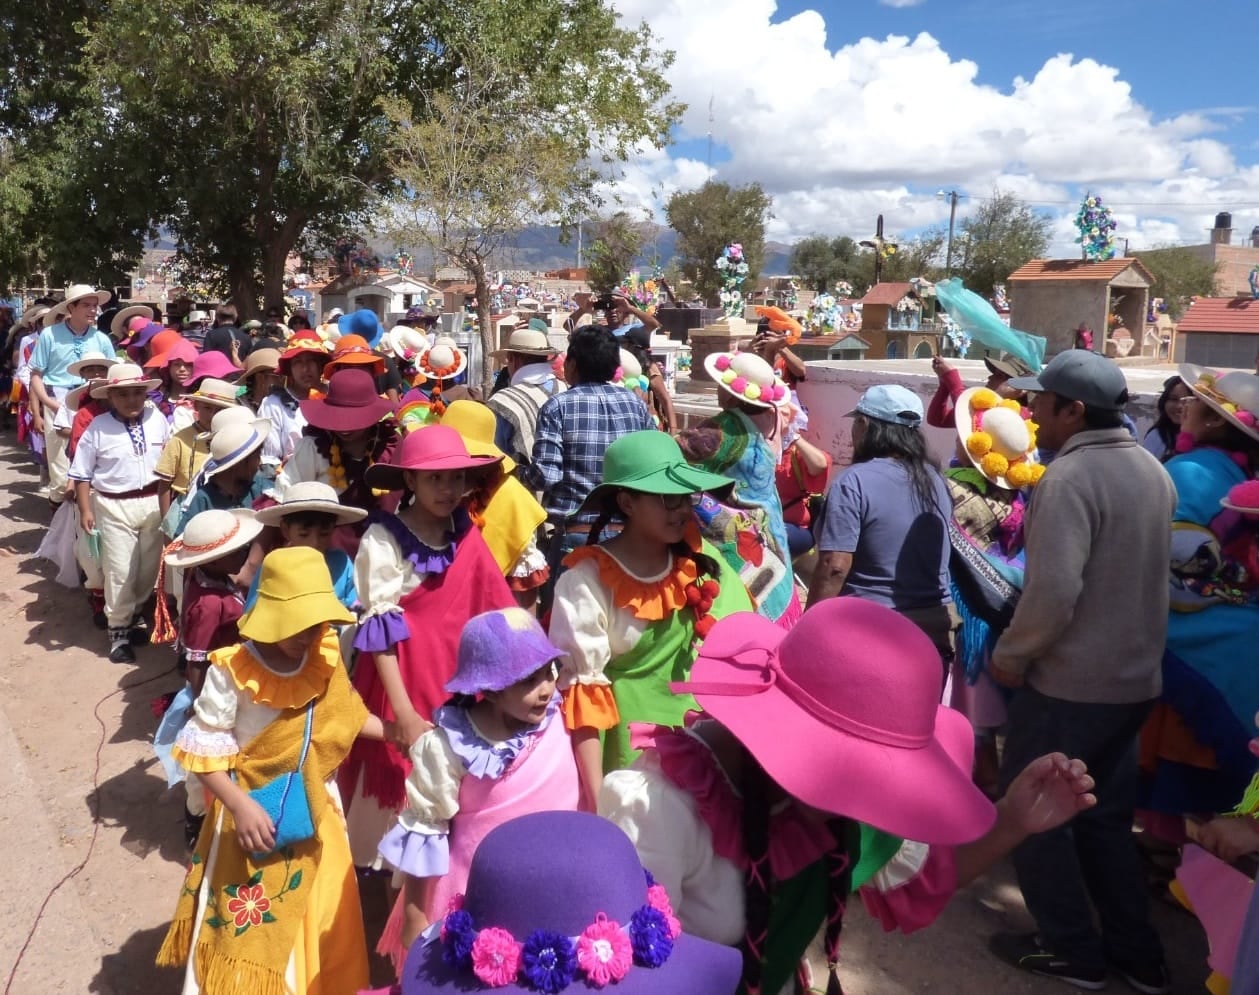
[548,430,753,805]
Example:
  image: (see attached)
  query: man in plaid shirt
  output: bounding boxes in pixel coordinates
[521,324,654,524]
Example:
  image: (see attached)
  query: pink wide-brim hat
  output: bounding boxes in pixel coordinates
[676,599,995,846]
[364,424,500,492]
[187,348,241,387]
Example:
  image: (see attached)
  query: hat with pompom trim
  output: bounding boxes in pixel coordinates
[955,386,1043,490]
[1180,364,1259,443]
[702,350,789,410]
[1221,479,1259,516]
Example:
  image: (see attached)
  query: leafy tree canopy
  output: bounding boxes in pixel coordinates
[665,181,772,305]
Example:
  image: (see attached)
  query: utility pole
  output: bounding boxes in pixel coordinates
[706,95,714,172]
[938,190,961,275]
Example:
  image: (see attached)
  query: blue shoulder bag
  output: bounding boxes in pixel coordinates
[240,701,316,858]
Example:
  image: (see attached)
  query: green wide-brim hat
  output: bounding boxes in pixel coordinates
[580,430,735,515]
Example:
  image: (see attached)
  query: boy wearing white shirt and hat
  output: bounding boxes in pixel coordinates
[69,364,172,663]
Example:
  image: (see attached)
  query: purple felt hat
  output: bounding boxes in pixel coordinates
[187,348,241,388]
[398,812,742,995]
[446,608,565,694]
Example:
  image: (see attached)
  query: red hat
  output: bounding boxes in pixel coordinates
[675,598,995,846]
[364,424,500,492]
[300,367,394,433]
[145,338,200,370]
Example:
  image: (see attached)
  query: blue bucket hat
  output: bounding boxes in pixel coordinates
[337,307,385,347]
[848,384,924,427]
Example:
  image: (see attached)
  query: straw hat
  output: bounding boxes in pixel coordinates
[326,333,385,375]
[207,406,266,435]
[385,325,431,362]
[60,284,112,310]
[188,377,241,410]
[67,370,118,411]
[364,424,500,492]
[164,509,264,570]
[703,350,789,409]
[676,597,994,846]
[239,347,281,384]
[299,367,394,433]
[418,336,467,381]
[255,481,369,527]
[89,363,161,399]
[110,305,152,338]
[237,546,355,643]
[440,399,516,474]
[203,419,269,479]
[1180,364,1259,443]
[955,386,1043,490]
[490,326,556,360]
[17,304,51,330]
[67,351,116,379]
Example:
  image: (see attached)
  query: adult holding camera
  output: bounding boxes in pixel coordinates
[564,291,661,339]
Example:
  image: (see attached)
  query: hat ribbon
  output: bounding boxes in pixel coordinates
[206,431,264,474]
[152,520,246,644]
[676,646,931,750]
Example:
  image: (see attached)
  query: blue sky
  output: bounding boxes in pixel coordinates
[608,0,1259,252]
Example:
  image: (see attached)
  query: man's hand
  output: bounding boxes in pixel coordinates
[1002,753,1096,836]
[573,292,593,309]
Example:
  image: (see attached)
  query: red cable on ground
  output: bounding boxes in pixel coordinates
[3,664,177,995]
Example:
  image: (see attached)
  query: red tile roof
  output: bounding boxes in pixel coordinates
[1008,258,1155,284]
[1175,296,1259,334]
[860,282,915,306]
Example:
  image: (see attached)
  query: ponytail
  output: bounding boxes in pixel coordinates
[739,758,773,995]
[820,819,854,995]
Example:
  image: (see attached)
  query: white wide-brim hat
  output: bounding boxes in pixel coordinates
[418,336,467,380]
[110,305,152,338]
[1180,364,1259,443]
[188,377,241,410]
[387,325,430,362]
[61,284,113,310]
[165,509,264,569]
[203,421,270,478]
[490,327,556,359]
[67,351,116,378]
[255,481,369,526]
[89,363,161,399]
[703,349,789,410]
[954,386,1039,489]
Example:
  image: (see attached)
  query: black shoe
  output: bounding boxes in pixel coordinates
[92,610,108,630]
[990,933,1108,990]
[184,806,206,849]
[128,614,151,646]
[1109,959,1170,995]
[108,629,136,664]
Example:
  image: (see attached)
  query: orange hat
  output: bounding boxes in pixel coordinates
[278,330,329,375]
[326,334,384,376]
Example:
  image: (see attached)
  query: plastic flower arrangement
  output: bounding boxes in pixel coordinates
[965,388,1044,488]
[617,270,663,313]
[715,243,749,318]
[941,314,971,358]
[437,883,682,991]
[808,292,840,333]
[835,280,854,299]
[1074,193,1118,262]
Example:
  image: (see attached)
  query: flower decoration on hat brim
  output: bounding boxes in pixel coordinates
[711,353,789,406]
[962,387,1043,488]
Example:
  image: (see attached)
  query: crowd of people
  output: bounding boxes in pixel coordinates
[3,284,1258,995]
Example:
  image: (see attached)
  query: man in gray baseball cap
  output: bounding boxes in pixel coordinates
[987,346,1175,991]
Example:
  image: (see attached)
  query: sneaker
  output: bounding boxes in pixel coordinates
[1110,959,1170,995]
[990,933,1108,990]
[128,614,151,646]
[108,629,136,664]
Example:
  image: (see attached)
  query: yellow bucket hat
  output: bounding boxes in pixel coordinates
[237,547,354,643]
[439,398,516,474]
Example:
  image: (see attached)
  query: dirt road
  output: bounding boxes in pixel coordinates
[0,440,1210,994]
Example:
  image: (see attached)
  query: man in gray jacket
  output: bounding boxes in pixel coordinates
[988,351,1175,993]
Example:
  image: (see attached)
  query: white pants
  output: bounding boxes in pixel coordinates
[92,492,162,629]
[72,505,104,590]
[44,424,70,504]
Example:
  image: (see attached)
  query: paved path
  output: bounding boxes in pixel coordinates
[0,438,1210,994]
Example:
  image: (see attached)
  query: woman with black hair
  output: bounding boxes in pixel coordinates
[601,598,1097,995]
[1140,374,1192,461]
[809,384,957,667]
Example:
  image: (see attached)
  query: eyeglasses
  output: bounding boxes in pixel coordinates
[658,493,692,511]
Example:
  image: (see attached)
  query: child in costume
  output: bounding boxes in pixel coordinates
[177,416,272,535]
[439,400,548,607]
[238,348,282,414]
[548,430,753,806]
[146,336,200,431]
[602,599,1098,995]
[153,509,265,847]
[260,331,330,467]
[378,608,580,956]
[249,482,364,611]
[340,425,517,868]
[157,546,385,995]
[68,363,172,663]
[156,378,239,536]
[375,811,742,995]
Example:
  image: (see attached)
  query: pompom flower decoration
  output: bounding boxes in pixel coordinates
[715,243,750,319]
[962,388,1041,489]
[980,452,1010,478]
[1074,193,1118,262]
[436,880,682,991]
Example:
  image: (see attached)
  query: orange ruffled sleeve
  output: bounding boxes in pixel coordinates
[562,683,620,732]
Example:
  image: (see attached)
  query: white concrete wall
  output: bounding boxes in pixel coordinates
[796,358,1167,468]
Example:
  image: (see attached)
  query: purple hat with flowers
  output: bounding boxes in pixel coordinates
[446,608,565,695]
[397,811,741,995]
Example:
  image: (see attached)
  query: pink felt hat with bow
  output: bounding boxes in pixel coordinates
[675,598,995,846]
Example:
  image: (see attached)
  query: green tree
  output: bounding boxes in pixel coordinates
[851,229,947,291]
[954,191,1052,298]
[586,212,648,294]
[789,235,861,293]
[665,181,773,305]
[383,13,680,391]
[1132,246,1219,319]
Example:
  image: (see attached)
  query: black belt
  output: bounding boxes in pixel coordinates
[95,482,161,500]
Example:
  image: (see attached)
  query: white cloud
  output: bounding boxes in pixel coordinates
[607,0,1258,260]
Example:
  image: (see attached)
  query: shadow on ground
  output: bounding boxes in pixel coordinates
[92,922,182,994]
